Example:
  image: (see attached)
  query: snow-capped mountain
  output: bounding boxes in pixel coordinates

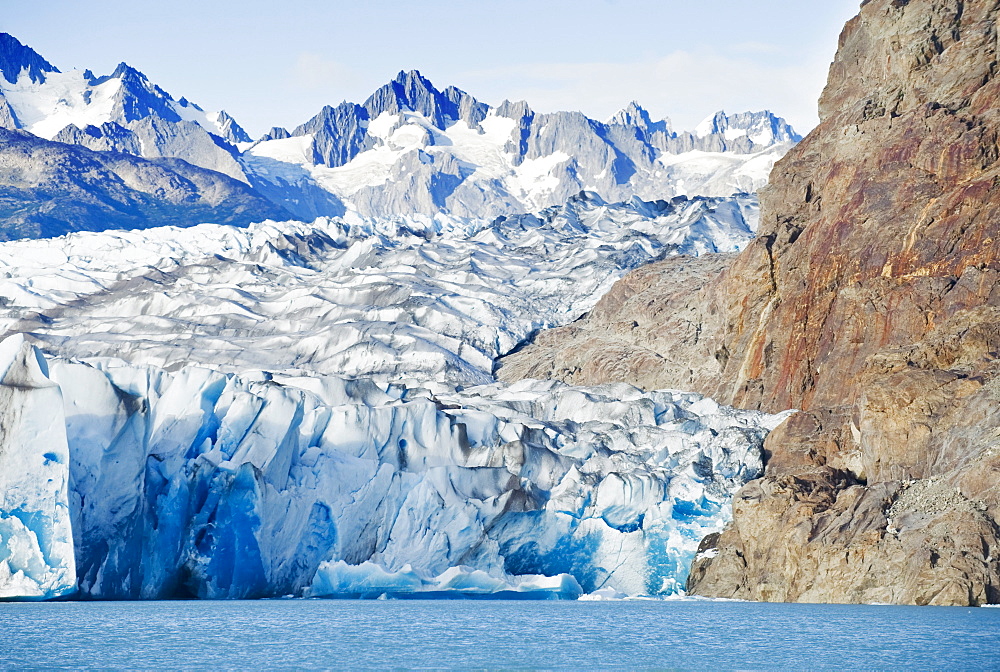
[243,69,799,219]
[0,128,291,240]
[0,34,249,182]
[0,33,799,229]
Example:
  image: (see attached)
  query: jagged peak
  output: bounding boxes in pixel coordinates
[693,110,800,144]
[215,109,252,144]
[110,61,144,80]
[363,69,486,127]
[260,126,291,142]
[609,101,651,126]
[177,96,204,110]
[694,110,729,137]
[0,33,59,85]
[496,99,535,121]
[393,68,433,88]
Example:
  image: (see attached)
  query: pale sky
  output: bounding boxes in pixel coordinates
[7,1,861,138]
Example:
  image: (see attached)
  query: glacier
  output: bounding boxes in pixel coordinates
[0,192,758,388]
[0,189,788,600]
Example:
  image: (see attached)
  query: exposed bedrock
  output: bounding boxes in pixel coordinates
[501,0,1000,605]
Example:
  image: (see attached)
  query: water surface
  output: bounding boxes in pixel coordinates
[2,599,998,670]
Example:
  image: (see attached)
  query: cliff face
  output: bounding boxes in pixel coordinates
[500,0,1000,605]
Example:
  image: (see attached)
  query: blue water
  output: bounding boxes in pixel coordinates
[1,599,998,670]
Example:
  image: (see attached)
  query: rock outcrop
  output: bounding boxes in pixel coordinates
[501,0,1000,605]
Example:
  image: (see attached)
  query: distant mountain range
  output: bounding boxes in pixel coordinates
[0,33,800,237]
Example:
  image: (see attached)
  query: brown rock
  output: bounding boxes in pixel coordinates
[503,0,1000,605]
[498,253,734,392]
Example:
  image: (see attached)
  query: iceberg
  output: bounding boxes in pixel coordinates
[306,561,583,600]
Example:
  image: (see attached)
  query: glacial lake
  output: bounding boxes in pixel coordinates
[2,599,998,670]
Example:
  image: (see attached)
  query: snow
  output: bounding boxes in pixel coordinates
[508,152,571,206]
[655,146,786,196]
[311,144,404,194]
[366,111,402,140]
[246,134,315,166]
[170,100,232,139]
[438,114,518,176]
[1,69,121,139]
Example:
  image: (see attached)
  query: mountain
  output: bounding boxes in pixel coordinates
[0,35,250,182]
[500,0,1000,606]
[0,32,799,230]
[243,69,799,219]
[0,129,290,240]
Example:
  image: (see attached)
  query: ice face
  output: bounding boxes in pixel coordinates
[0,336,75,600]
[39,355,788,600]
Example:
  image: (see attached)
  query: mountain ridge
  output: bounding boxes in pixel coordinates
[0,32,800,229]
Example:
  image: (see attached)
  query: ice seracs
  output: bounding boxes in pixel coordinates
[11,345,790,599]
[0,192,758,388]
[0,335,75,600]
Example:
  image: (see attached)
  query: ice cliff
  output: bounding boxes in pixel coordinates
[5,338,788,599]
[0,335,75,600]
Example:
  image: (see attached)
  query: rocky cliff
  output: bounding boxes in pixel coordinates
[500,0,1000,605]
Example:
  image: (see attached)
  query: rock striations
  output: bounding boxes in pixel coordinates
[502,0,1000,606]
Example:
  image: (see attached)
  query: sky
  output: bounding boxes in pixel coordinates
[6,1,861,138]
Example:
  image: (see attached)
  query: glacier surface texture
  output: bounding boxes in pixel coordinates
[0,192,789,600]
